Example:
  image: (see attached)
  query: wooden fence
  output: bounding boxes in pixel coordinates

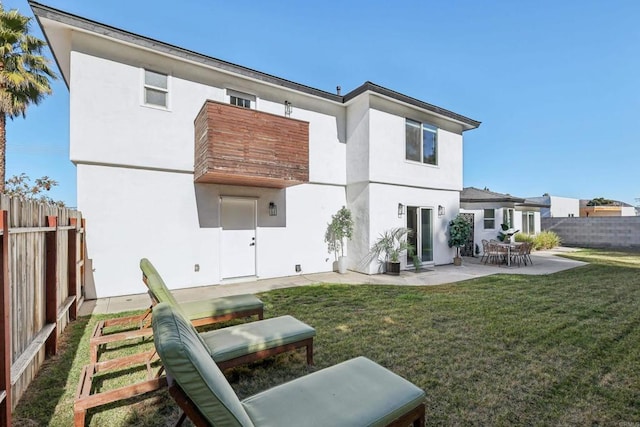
[0,195,85,426]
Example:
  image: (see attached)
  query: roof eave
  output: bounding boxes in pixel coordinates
[344,82,481,131]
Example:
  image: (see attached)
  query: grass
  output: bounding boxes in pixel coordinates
[13,249,640,426]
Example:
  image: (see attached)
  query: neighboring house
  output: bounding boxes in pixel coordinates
[459,187,548,255]
[579,199,636,217]
[32,2,480,298]
[527,195,580,218]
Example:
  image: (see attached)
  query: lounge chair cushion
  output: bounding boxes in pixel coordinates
[140,258,263,320]
[180,294,263,322]
[152,303,255,427]
[200,315,315,363]
[241,356,426,427]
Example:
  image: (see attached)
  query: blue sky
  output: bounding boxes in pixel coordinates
[5,0,640,207]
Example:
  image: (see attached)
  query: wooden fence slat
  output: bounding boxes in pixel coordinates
[0,211,11,427]
[67,226,78,321]
[45,216,58,356]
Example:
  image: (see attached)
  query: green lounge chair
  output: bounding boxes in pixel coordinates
[153,302,426,427]
[75,261,315,426]
[90,258,264,363]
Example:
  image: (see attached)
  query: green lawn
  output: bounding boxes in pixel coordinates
[13,249,640,426]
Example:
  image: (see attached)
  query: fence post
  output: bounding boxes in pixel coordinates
[68,218,78,320]
[45,216,58,356]
[0,211,11,426]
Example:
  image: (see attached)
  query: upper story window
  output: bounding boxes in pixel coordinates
[484,209,495,229]
[143,69,168,108]
[227,89,255,109]
[406,119,438,165]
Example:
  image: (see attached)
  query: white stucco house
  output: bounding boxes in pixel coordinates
[459,187,548,255]
[32,2,480,298]
[527,195,579,218]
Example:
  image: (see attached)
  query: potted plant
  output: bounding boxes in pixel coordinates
[324,206,354,274]
[366,227,415,275]
[448,214,472,266]
[497,223,519,243]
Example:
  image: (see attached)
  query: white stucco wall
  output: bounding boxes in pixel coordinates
[79,164,347,298]
[367,109,463,191]
[355,184,459,273]
[70,41,351,297]
[549,196,580,217]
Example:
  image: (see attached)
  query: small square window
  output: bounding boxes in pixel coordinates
[230,95,251,108]
[143,69,168,108]
[227,89,255,109]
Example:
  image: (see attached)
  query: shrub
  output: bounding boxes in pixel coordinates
[533,231,561,250]
[514,233,534,244]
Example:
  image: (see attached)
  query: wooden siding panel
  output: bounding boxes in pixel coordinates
[194,101,309,188]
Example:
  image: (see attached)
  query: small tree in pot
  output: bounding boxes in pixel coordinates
[448,214,472,266]
[324,206,354,274]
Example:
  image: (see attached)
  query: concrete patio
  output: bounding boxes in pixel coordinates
[79,247,587,316]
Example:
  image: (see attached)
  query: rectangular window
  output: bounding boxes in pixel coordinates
[504,208,514,228]
[483,209,495,229]
[522,212,535,234]
[406,119,438,165]
[227,89,255,109]
[143,69,168,108]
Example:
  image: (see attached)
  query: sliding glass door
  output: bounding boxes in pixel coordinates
[407,206,434,265]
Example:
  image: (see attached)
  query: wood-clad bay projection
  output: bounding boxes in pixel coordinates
[194,101,309,188]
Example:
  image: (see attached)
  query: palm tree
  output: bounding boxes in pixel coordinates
[0,6,56,192]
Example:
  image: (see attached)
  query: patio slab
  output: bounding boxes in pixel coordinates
[79,247,587,316]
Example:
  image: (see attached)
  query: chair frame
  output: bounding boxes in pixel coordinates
[74,336,313,426]
[167,376,426,427]
[77,271,267,426]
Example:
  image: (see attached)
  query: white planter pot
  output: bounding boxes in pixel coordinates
[337,256,348,274]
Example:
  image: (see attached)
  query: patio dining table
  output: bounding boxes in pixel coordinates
[494,241,525,267]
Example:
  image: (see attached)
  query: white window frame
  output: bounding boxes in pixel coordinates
[522,211,536,234]
[142,68,170,110]
[483,209,495,229]
[504,208,515,228]
[226,89,256,109]
[405,119,438,166]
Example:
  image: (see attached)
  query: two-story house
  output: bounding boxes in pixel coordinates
[32,1,480,298]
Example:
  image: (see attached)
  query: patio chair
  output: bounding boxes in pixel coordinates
[510,243,527,267]
[486,241,505,265]
[76,260,315,426]
[524,242,534,265]
[90,258,264,363]
[153,302,426,427]
[480,239,489,264]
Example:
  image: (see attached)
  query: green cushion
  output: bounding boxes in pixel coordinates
[140,258,263,320]
[152,303,255,427]
[241,356,425,427]
[201,315,315,362]
[180,294,263,321]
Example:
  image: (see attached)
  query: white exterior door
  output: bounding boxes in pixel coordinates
[220,198,256,279]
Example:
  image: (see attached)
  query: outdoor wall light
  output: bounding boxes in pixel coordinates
[284,100,292,117]
[398,203,405,218]
[438,205,445,217]
[269,202,277,216]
